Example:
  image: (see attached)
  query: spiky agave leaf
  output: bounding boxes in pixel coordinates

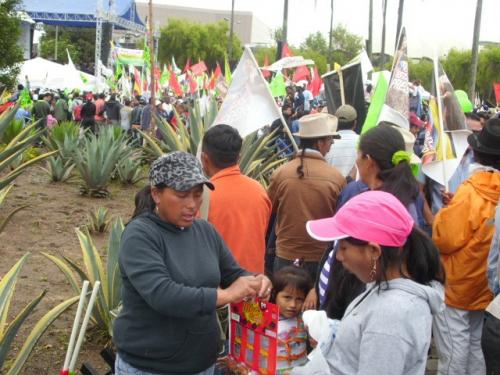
[86,207,111,233]
[43,219,125,337]
[72,127,132,197]
[41,155,75,182]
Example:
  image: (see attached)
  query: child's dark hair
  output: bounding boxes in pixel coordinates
[270,266,313,303]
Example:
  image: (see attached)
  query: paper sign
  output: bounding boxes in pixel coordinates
[229,300,279,374]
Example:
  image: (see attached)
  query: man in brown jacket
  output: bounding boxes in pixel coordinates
[268,113,346,280]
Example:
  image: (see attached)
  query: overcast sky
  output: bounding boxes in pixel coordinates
[137,0,499,57]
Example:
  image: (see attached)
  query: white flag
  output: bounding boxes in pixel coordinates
[212,46,281,137]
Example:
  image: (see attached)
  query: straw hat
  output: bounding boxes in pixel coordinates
[294,113,340,139]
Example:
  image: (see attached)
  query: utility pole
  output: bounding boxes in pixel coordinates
[282,0,288,43]
[469,0,483,100]
[380,0,388,68]
[228,0,235,61]
[328,0,334,65]
[54,25,59,61]
[368,0,373,60]
[395,0,405,50]
[148,0,156,135]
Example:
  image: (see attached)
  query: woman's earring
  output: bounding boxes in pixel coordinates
[369,258,377,282]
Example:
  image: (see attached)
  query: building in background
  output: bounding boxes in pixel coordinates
[135,3,273,46]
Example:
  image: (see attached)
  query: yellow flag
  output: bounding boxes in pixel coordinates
[334,62,342,72]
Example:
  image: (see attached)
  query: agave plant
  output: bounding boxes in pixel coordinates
[43,121,81,162]
[43,218,125,337]
[0,104,56,190]
[141,98,286,186]
[116,153,144,185]
[72,127,132,197]
[0,185,27,233]
[86,206,111,233]
[41,155,75,182]
[0,253,80,375]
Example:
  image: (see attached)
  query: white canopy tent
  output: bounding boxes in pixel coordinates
[17,57,107,91]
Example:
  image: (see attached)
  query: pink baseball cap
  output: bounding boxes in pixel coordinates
[306,191,414,247]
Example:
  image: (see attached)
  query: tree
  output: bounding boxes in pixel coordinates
[407,46,500,103]
[442,49,471,93]
[408,58,433,91]
[0,0,23,88]
[300,32,328,56]
[271,27,284,44]
[158,19,241,69]
[39,26,96,72]
[330,24,364,65]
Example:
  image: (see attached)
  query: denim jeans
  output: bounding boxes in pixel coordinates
[115,354,215,375]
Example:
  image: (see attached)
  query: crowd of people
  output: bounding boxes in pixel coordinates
[2,76,500,375]
[112,108,498,375]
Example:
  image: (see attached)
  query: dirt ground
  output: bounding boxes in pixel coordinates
[0,165,143,374]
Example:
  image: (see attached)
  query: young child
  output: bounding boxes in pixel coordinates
[271,265,313,374]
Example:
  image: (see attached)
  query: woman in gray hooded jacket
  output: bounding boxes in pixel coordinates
[307,190,445,375]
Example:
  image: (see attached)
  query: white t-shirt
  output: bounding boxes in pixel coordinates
[303,90,313,112]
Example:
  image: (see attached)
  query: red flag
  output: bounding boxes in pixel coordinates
[262,55,271,79]
[186,71,198,94]
[183,58,191,74]
[281,43,292,58]
[153,65,161,94]
[208,63,222,91]
[190,61,208,76]
[133,67,142,94]
[309,66,322,97]
[494,82,500,104]
[293,65,310,82]
[169,66,183,97]
[214,63,222,80]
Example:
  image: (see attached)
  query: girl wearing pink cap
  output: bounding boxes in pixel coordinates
[307,190,445,375]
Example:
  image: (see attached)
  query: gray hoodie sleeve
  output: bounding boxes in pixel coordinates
[357,331,411,374]
[119,225,217,318]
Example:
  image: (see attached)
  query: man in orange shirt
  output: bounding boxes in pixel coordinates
[201,124,272,274]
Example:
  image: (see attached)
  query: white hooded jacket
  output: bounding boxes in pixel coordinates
[326,278,445,375]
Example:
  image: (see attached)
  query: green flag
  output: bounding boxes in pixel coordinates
[160,64,170,86]
[19,88,32,108]
[224,55,232,85]
[269,72,286,97]
[143,44,151,68]
[361,73,389,134]
[80,73,89,84]
[115,62,123,80]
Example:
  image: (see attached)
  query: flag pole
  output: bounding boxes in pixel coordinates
[335,63,346,105]
[68,282,101,374]
[278,110,299,153]
[60,281,89,375]
[433,53,449,192]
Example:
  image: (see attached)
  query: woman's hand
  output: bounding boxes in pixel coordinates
[217,276,261,306]
[302,288,317,311]
[254,274,273,301]
[441,190,454,206]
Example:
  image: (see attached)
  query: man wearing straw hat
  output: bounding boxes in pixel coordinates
[268,113,346,288]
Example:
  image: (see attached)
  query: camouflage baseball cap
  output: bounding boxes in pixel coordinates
[149,151,214,191]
